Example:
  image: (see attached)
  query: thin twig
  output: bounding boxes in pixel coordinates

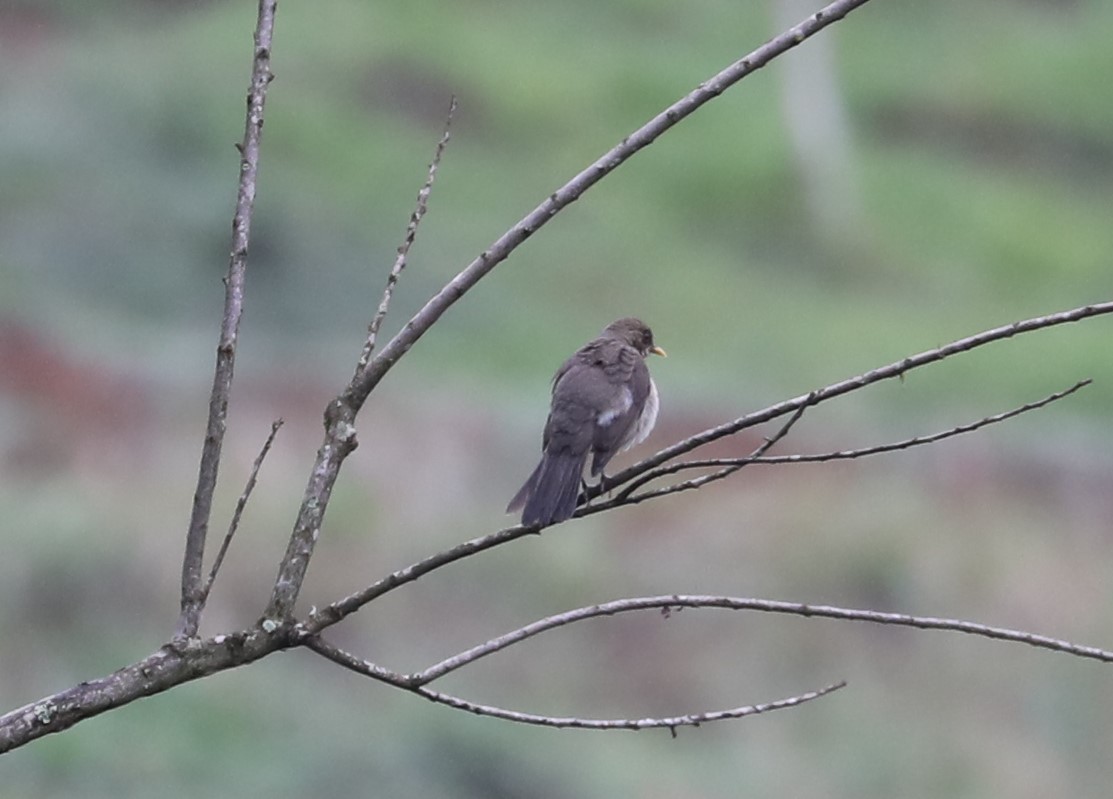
[201,419,283,602]
[604,455,733,507]
[177,0,278,640]
[356,96,457,376]
[412,682,846,734]
[411,595,1113,684]
[582,464,738,515]
[304,635,844,733]
[637,379,1092,480]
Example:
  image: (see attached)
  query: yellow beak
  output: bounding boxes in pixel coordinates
[650,346,667,357]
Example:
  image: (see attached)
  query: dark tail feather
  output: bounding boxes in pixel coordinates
[507,450,587,526]
[506,462,542,515]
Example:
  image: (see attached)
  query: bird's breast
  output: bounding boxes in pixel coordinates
[621,378,659,452]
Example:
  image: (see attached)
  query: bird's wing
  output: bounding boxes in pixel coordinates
[590,342,651,474]
[544,338,651,474]
[543,351,605,455]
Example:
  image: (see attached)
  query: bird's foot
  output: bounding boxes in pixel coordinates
[576,474,612,508]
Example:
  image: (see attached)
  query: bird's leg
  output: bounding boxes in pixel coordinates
[575,477,591,508]
[596,472,612,496]
[577,473,613,508]
[575,473,610,508]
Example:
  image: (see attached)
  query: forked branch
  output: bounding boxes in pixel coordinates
[604,302,1113,493]
[586,379,1092,510]
[305,588,1113,730]
[263,96,457,622]
[7,0,1111,761]
[303,635,845,733]
[637,379,1089,477]
[306,302,1111,633]
[265,0,878,623]
[608,390,817,503]
[352,0,877,407]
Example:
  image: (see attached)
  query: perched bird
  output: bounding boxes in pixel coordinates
[508,317,666,527]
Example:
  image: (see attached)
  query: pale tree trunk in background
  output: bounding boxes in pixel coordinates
[774,0,863,242]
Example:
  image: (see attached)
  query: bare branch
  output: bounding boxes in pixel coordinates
[356,96,458,375]
[410,682,846,734]
[299,403,827,634]
[304,635,844,733]
[260,99,459,621]
[302,635,412,687]
[303,588,1113,739]
[201,419,283,602]
[0,627,291,754]
[592,465,737,509]
[177,0,278,640]
[603,302,1113,492]
[264,0,881,625]
[610,391,816,503]
[311,580,1113,727]
[305,305,1112,632]
[633,380,1092,482]
[348,0,876,409]
[305,524,532,632]
[408,593,1113,686]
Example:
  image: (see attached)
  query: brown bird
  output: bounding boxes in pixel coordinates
[508,317,666,526]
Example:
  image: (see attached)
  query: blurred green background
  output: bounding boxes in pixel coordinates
[2,0,1112,796]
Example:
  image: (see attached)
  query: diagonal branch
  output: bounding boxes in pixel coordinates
[0,626,293,754]
[177,0,278,641]
[302,635,412,686]
[348,0,876,409]
[264,2,875,623]
[304,524,531,631]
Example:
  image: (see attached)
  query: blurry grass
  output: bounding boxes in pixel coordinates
[5,0,1110,412]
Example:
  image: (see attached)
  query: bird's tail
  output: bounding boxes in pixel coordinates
[506,450,587,527]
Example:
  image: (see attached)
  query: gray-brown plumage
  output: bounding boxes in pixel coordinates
[508,318,665,527]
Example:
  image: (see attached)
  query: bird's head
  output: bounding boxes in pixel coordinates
[603,317,667,358]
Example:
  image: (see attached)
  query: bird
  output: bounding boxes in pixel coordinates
[507,317,666,527]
